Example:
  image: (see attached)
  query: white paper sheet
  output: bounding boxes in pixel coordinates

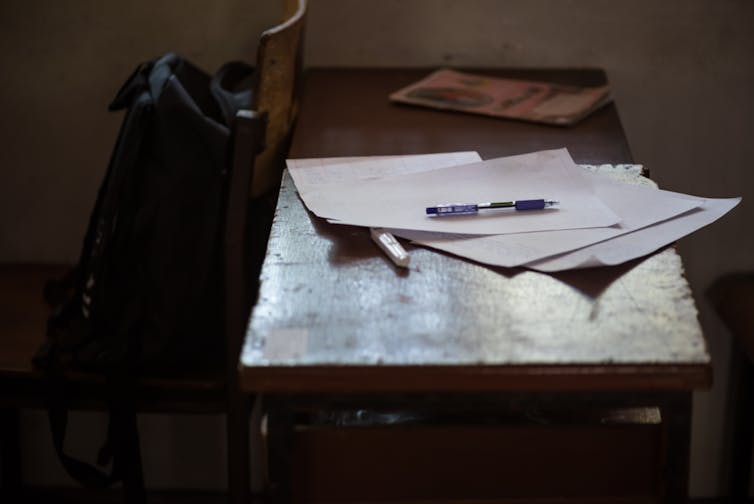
[391,169,705,267]
[296,149,621,235]
[524,197,741,271]
[285,150,737,271]
[288,151,483,187]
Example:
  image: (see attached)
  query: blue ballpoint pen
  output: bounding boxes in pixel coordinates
[426,199,558,216]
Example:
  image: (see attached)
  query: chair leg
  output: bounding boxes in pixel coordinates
[227,391,251,504]
[0,408,22,495]
[730,352,754,502]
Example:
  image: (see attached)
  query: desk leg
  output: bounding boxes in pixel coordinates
[663,392,692,504]
[730,350,754,502]
[267,403,294,504]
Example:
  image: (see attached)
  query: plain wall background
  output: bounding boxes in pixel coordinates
[2,0,753,497]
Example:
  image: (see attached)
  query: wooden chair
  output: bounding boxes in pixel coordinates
[0,1,307,503]
[707,272,754,503]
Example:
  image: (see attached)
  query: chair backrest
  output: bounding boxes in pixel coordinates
[224,0,308,380]
[249,0,307,198]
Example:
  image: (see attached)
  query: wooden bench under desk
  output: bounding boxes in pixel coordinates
[239,68,711,504]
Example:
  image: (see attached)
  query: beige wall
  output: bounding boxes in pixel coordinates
[3,0,753,497]
[0,0,276,262]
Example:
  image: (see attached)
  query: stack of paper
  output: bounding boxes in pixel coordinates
[286,149,740,271]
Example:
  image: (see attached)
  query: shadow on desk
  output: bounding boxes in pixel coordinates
[306,202,659,300]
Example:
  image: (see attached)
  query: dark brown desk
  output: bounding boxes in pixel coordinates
[288,68,632,163]
[240,69,710,503]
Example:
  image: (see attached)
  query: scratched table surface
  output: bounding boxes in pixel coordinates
[239,68,711,394]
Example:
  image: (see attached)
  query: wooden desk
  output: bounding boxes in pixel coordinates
[240,69,710,503]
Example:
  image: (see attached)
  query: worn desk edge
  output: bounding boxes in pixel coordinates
[240,362,711,394]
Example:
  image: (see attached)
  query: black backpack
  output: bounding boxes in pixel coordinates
[34,53,255,498]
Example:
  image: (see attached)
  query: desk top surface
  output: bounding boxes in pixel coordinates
[287,68,633,163]
[240,68,710,394]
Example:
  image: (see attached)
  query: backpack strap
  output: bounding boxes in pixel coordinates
[109,58,155,112]
[44,358,146,502]
[210,61,255,126]
[44,349,119,488]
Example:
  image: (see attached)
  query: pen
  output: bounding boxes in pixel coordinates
[370,228,410,268]
[426,199,558,217]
